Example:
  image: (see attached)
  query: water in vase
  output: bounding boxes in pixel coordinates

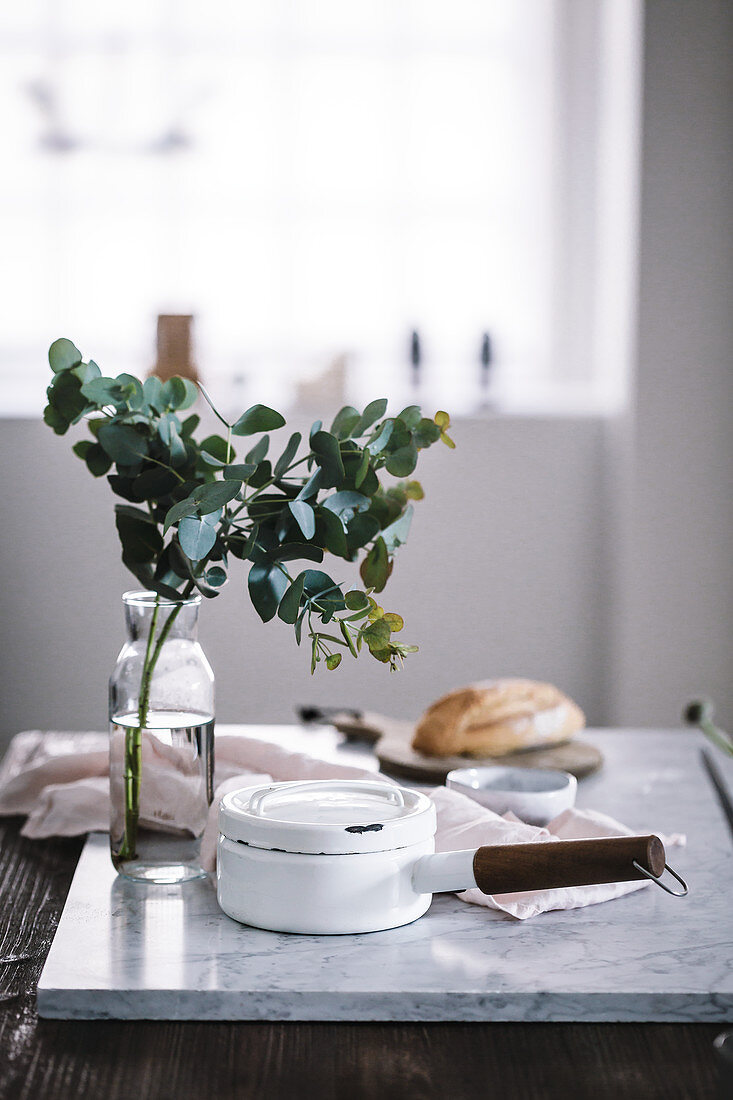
[109,710,215,884]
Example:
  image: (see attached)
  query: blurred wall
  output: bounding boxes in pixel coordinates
[607,0,733,729]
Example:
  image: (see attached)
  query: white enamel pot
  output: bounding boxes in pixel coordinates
[216,779,667,935]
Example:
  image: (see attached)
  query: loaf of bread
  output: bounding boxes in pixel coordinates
[411,678,585,758]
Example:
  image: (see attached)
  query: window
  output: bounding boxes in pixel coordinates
[0,1,640,417]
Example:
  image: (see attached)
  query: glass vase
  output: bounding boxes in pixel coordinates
[109,590,215,884]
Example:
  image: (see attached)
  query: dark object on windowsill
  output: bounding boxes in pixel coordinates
[480,331,492,387]
[479,330,495,410]
[410,329,421,388]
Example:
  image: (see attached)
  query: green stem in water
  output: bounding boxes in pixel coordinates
[117,587,192,862]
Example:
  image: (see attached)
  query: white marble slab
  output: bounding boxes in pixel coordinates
[37,728,733,1022]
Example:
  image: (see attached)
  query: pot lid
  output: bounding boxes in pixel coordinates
[218,779,435,855]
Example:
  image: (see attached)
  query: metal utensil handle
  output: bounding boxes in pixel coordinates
[249,780,404,817]
[472,835,666,895]
[631,859,689,896]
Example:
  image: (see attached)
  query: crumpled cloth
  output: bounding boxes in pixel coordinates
[0,729,685,920]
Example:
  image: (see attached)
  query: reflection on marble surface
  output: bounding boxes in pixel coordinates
[38,729,733,1022]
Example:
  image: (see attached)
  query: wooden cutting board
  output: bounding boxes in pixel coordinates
[308,709,603,783]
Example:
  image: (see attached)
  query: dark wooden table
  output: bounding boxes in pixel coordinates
[0,818,723,1100]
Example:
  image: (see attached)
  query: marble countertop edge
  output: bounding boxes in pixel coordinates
[35,988,733,1024]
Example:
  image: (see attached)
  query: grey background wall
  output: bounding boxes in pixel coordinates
[0,415,607,745]
[609,0,733,728]
[0,0,730,752]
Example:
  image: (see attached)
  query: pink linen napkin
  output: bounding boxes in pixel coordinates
[0,730,684,919]
[429,786,685,919]
[0,730,385,839]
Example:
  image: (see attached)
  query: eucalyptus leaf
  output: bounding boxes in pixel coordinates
[322,491,370,522]
[345,512,380,553]
[339,619,359,658]
[248,563,289,622]
[205,565,227,588]
[199,434,233,465]
[115,374,144,409]
[353,398,388,436]
[354,450,370,488]
[47,371,88,423]
[167,422,187,466]
[315,507,348,557]
[385,441,418,477]
[362,618,391,652]
[268,541,324,563]
[178,515,217,560]
[178,378,199,410]
[163,480,240,531]
[310,430,344,488]
[245,435,269,464]
[163,497,199,531]
[247,460,272,488]
[189,479,242,512]
[344,590,369,611]
[80,376,127,407]
[72,360,101,385]
[114,503,155,523]
[154,542,187,588]
[367,419,394,456]
[157,412,177,446]
[80,450,117,483]
[98,422,148,465]
[415,418,441,448]
[360,536,390,592]
[296,467,322,501]
[330,406,360,439]
[133,466,178,499]
[383,612,404,632]
[224,463,256,480]
[397,405,421,429]
[288,499,316,540]
[302,569,345,612]
[115,510,163,563]
[143,376,164,412]
[180,413,200,437]
[273,432,302,478]
[278,571,306,624]
[43,404,68,434]
[380,505,413,553]
[72,440,92,460]
[161,377,191,410]
[405,480,424,500]
[232,404,285,435]
[48,338,82,373]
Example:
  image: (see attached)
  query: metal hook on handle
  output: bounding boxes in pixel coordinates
[632,859,689,897]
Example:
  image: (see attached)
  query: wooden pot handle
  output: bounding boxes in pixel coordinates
[472,835,666,895]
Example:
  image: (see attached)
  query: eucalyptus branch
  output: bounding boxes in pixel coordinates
[44,336,453,676]
[197,381,231,431]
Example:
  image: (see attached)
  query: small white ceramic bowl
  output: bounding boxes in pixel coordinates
[446,766,577,826]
